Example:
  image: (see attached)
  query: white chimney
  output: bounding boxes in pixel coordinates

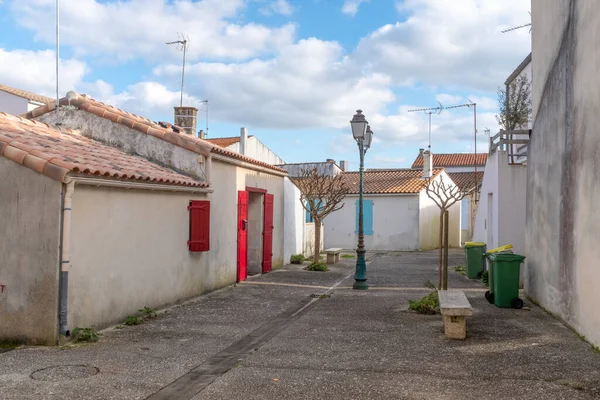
[420,148,432,179]
[340,160,349,171]
[240,127,248,155]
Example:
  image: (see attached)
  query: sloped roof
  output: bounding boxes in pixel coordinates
[0,112,207,187]
[341,168,445,194]
[204,136,242,147]
[447,171,484,192]
[22,92,287,174]
[505,52,532,85]
[0,84,54,105]
[411,153,487,168]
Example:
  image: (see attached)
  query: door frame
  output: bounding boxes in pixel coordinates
[241,187,274,275]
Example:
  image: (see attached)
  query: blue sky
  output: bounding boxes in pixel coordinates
[0,0,531,169]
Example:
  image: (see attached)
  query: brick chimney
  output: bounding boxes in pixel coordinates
[174,106,198,135]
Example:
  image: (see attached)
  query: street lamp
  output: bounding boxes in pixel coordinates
[350,110,372,290]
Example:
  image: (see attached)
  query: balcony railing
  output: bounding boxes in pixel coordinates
[489,129,531,164]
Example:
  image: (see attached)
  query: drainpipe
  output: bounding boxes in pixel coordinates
[58,180,74,338]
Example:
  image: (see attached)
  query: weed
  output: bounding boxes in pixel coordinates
[124,316,144,326]
[306,262,328,272]
[139,306,158,319]
[115,325,125,330]
[408,291,440,315]
[424,280,436,290]
[341,254,355,259]
[290,254,305,264]
[454,265,466,275]
[481,270,489,286]
[71,327,101,343]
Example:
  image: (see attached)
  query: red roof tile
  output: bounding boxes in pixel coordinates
[22,92,287,174]
[342,168,445,194]
[411,153,487,168]
[0,84,54,105]
[0,113,208,187]
[447,171,484,192]
[204,136,257,148]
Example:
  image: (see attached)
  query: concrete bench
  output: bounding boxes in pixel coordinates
[438,289,472,340]
[324,248,342,264]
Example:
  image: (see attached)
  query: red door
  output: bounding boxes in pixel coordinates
[237,191,248,282]
[262,194,274,273]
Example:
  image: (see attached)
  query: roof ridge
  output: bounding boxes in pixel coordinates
[0,83,54,105]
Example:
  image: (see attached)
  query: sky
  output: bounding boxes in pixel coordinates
[0,0,531,170]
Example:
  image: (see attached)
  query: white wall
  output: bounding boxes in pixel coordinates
[304,222,324,257]
[228,137,285,165]
[283,177,304,262]
[418,182,461,250]
[473,150,527,255]
[441,166,484,173]
[0,91,28,115]
[324,194,420,251]
[0,158,62,345]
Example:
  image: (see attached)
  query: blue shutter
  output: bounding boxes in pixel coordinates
[364,200,373,235]
[305,201,312,223]
[355,200,374,235]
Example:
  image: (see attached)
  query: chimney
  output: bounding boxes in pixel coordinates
[420,148,432,179]
[199,129,206,139]
[240,127,248,155]
[326,158,335,163]
[339,160,349,171]
[174,106,198,135]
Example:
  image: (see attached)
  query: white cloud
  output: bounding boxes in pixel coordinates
[354,0,531,91]
[259,0,294,16]
[0,48,88,97]
[435,94,463,106]
[342,0,368,17]
[11,0,296,62]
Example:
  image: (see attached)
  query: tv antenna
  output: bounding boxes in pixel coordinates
[502,12,531,33]
[199,100,209,138]
[408,101,443,150]
[166,32,190,107]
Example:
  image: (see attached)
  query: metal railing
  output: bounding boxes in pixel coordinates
[489,129,531,164]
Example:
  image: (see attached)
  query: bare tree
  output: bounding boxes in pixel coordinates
[425,175,471,290]
[292,168,348,264]
[496,74,532,130]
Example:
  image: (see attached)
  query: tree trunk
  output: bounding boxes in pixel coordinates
[438,209,444,290]
[443,210,449,290]
[313,218,322,264]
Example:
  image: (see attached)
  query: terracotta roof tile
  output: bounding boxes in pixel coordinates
[341,168,445,194]
[22,92,287,174]
[0,113,208,187]
[447,171,484,192]
[204,136,241,148]
[0,84,54,105]
[411,153,487,168]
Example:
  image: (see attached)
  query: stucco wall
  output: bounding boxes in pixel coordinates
[283,177,304,262]
[324,195,420,251]
[304,223,324,256]
[0,158,61,345]
[37,110,206,181]
[527,0,600,346]
[0,91,28,116]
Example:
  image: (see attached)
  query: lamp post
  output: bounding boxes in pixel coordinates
[350,110,373,290]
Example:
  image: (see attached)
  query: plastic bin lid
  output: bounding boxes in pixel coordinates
[488,252,525,262]
[465,241,485,247]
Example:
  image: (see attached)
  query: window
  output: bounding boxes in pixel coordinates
[355,200,374,235]
[188,200,210,252]
[305,201,314,223]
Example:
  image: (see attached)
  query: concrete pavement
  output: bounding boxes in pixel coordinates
[1,250,599,399]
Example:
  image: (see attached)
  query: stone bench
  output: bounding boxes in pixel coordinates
[324,248,342,264]
[438,289,472,340]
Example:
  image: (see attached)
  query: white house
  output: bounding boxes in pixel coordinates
[411,151,486,242]
[0,83,53,115]
[323,167,461,251]
[1,92,289,345]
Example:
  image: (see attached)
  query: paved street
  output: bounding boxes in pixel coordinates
[1,250,599,399]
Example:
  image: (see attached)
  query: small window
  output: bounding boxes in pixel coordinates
[188,200,210,252]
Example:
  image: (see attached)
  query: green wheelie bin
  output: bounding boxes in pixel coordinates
[484,253,494,303]
[488,252,526,309]
[464,242,485,279]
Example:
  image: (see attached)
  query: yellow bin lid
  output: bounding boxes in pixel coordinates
[486,244,513,254]
[465,241,485,246]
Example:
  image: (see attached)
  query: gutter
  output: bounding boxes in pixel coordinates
[211,153,288,177]
[69,176,213,193]
[58,181,74,338]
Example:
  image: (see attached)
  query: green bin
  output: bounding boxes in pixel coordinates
[484,254,495,303]
[464,242,485,279]
[488,253,526,309]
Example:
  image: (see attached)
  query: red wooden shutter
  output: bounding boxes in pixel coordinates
[188,200,210,252]
[262,194,274,273]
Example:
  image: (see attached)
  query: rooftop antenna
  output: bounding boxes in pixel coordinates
[55,0,60,124]
[166,33,190,107]
[502,12,531,33]
[408,101,443,151]
[199,99,209,138]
